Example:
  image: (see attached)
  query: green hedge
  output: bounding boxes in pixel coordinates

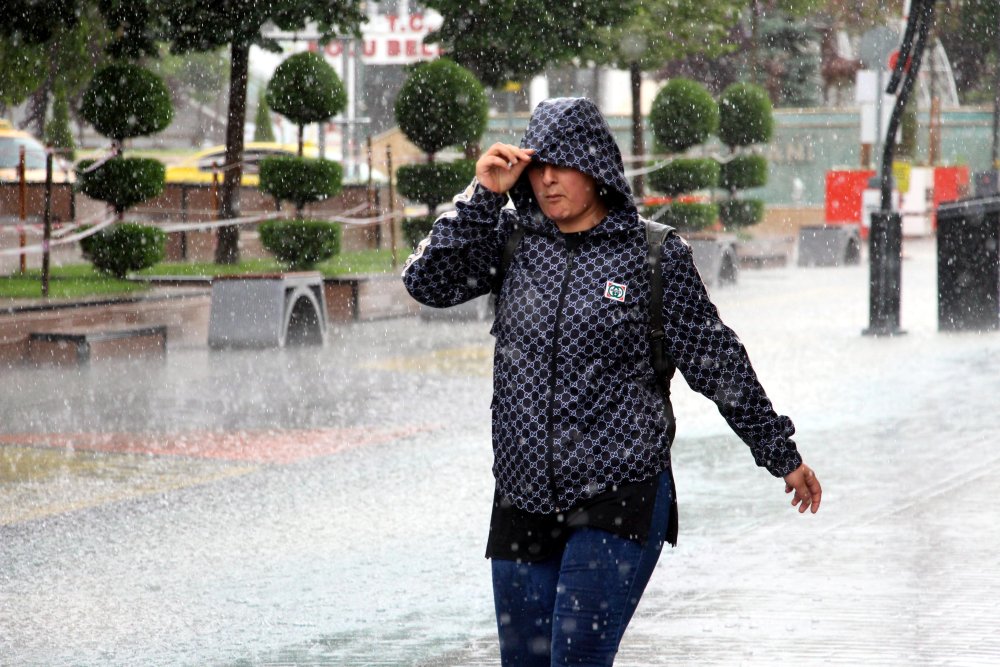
[397,160,476,211]
[649,78,719,154]
[77,157,165,215]
[259,220,341,270]
[718,198,765,228]
[80,63,173,143]
[645,202,718,232]
[259,157,343,214]
[648,158,719,197]
[84,223,166,278]
[402,215,436,249]
[720,154,768,191]
[718,83,774,148]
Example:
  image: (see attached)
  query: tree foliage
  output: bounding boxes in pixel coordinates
[267,51,346,154]
[259,220,341,270]
[938,0,1000,103]
[83,223,166,278]
[397,161,476,212]
[0,0,81,45]
[155,0,368,264]
[590,0,739,71]
[422,0,636,88]
[254,89,276,143]
[45,85,76,160]
[650,79,719,153]
[395,58,488,158]
[81,63,174,143]
[0,39,46,111]
[718,83,774,148]
[77,157,166,215]
[648,159,719,197]
[259,156,343,217]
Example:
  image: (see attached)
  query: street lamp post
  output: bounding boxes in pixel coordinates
[864,0,938,336]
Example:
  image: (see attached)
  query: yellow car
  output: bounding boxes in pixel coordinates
[0,120,75,184]
[164,142,319,187]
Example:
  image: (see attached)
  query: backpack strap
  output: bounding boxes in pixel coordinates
[644,217,680,547]
[644,218,677,442]
[495,222,525,294]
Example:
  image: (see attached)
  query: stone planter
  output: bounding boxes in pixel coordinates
[684,235,739,287]
[208,272,327,348]
[797,225,862,267]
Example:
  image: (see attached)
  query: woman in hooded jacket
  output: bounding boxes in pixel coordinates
[403,97,821,666]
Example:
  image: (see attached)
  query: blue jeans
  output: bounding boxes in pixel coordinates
[491,472,673,666]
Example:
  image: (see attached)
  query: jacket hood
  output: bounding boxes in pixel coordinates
[512,97,636,234]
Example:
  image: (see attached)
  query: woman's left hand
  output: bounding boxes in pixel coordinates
[784,463,822,514]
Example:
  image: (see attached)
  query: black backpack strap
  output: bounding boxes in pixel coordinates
[644,218,677,439]
[644,217,679,547]
[495,222,525,294]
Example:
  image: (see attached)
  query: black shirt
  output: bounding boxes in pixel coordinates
[486,228,658,562]
[486,478,660,561]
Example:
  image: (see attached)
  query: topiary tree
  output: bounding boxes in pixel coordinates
[79,62,172,223]
[83,222,166,278]
[266,51,346,156]
[395,58,488,162]
[81,63,173,152]
[259,219,341,270]
[647,79,719,232]
[45,84,75,160]
[260,51,345,262]
[395,58,487,236]
[650,78,719,154]
[253,88,275,142]
[258,156,343,217]
[717,82,773,230]
[76,157,165,216]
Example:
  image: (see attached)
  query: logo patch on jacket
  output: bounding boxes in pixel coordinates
[603,280,627,302]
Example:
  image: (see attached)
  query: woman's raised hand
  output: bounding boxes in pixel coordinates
[476,143,535,194]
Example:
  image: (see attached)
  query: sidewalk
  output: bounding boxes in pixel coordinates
[2,237,999,665]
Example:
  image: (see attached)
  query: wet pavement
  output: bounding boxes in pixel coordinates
[2,237,999,666]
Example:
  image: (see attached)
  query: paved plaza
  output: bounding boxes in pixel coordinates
[2,237,999,666]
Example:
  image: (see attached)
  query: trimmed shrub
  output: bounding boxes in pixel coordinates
[402,215,436,249]
[397,160,476,212]
[259,219,341,270]
[718,198,765,228]
[718,83,774,148]
[649,79,719,154]
[648,158,719,197]
[45,85,75,160]
[646,202,718,232]
[259,156,343,216]
[266,52,346,153]
[253,89,276,143]
[395,58,488,158]
[85,223,166,278]
[720,154,768,191]
[80,63,173,143]
[77,157,165,215]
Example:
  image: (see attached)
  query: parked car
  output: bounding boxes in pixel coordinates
[164,141,385,187]
[0,120,74,183]
[165,142,320,187]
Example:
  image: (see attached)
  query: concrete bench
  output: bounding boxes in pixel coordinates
[28,325,168,365]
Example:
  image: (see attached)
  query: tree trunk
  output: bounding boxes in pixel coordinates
[298,124,304,157]
[630,61,644,200]
[215,40,250,265]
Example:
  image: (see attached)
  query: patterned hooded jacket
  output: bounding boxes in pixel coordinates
[403,97,801,514]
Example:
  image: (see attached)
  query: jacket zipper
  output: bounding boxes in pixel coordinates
[544,244,576,510]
